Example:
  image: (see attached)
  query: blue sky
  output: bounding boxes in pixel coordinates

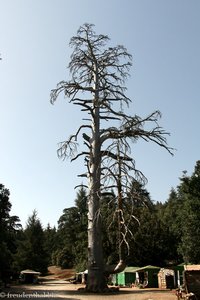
[0,0,199,228]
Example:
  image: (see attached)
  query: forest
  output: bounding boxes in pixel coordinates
[1,159,200,283]
[1,23,200,292]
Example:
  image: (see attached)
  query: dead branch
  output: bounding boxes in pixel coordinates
[57,140,78,160]
[51,24,174,287]
[101,150,132,161]
[71,151,90,162]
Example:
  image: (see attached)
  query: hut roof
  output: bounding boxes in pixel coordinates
[158,268,174,276]
[184,265,200,271]
[20,269,40,275]
[123,266,139,273]
[134,265,160,272]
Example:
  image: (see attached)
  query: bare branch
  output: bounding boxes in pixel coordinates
[51,24,174,288]
[71,151,89,162]
[57,140,78,160]
[74,184,88,189]
[101,150,132,161]
[77,173,88,177]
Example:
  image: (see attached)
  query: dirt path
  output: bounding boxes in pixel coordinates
[2,280,177,300]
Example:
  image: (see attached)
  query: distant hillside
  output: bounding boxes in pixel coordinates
[47,266,75,280]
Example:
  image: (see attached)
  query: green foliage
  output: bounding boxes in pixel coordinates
[14,210,48,274]
[44,224,57,266]
[4,160,200,275]
[51,247,75,269]
[13,159,200,271]
[55,186,88,270]
[155,160,200,265]
[177,161,200,263]
[0,184,21,280]
[159,189,183,264]
[100,193,119,265]
[126,207,166,266]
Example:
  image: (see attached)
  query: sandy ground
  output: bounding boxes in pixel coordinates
[1,279,178,300]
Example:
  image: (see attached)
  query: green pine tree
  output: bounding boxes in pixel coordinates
[178,161,200,263]
[15,210,48,274]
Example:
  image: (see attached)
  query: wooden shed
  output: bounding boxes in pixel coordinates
[183,265,200,299]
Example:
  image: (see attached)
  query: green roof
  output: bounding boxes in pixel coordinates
[122,266,140,273]
[134,265,160,272]
[118,265,160,274]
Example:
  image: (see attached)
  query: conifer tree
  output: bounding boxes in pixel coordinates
[178,161,200,263]
[0,184,21,283]
[15,210,48,274]
[51,23,173,292]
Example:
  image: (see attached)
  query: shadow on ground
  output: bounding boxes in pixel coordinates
[2,282,176,300]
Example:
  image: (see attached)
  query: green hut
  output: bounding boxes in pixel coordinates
[116,267,139,286]
[134,265,160,288]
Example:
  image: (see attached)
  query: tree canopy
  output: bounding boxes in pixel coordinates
[2,160,200,284]
[0,184,21,283]
[14,210,48,274]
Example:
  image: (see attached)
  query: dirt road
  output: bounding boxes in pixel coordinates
[2,280,177,300]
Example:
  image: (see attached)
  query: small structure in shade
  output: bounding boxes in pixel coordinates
[75,269,88,284]
[112,266,139,286]
[158,268,175,289]
[112,265,160,288]
[184,264,200,271]
[19,269,40,284]
[173,263,185,287]
[183,264,200,299]
[134,265,160,288]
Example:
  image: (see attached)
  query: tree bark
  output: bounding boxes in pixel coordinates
[86,62,107,292]
[51,24,173,292]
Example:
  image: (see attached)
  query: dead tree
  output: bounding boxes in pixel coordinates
[50,23,173,292]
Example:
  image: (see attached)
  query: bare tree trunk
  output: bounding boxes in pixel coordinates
[51,23,174,293]
[86,62,107,292]
[86,188,107,291]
